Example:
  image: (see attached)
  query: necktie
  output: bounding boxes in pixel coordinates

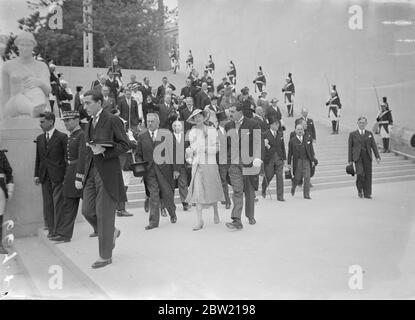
[272,130,276,138]
[151,131,155,142]
[92,116,98,128]
[46,132,50,143]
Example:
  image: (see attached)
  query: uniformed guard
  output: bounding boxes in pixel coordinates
[282,73,295,117]
[205,54,215,77]
[253,66,266,93]
[376,103,393,153]
[227,60,237,87]
[52,111,87,242]
[186,50,194,72]
[325,85,342,134]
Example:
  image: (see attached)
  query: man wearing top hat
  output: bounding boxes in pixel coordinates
[348,116,381,199]
[81,90,130,268]
[52,111,86,242]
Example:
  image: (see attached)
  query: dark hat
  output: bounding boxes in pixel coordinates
[76,86,83,92]
[62,111,80,120]
[130,160,148,177]
[284,169,293,180]
[346,164,355,176]
[216,111,227,122]
[211,95,218,101]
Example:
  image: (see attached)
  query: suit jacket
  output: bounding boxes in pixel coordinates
[35,129,68,184]
[119,96,139,128]
[172,132,190,171]
[63,128,86,198]
[195,90,211,109]
[252,114,269,135]
[179,106,195,133]
[287,135,316,175]
[265,106,282,124]
[157,83,176,100]
[158,103,177,130]
[263,130,286,164]
[295,117,316,141]
[348,130,380,163]
[140,84,152,102]
[84,110,130,202]
[105,78,119,99]
[180,86,197,99]
[102,96,117,113]
[136,129,175,190]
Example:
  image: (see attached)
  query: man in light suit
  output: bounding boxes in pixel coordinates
[136,113,177,230]
[348,116,381,199]
[34,112,67,238]
[81,90,130,269]
[119,88,140,133]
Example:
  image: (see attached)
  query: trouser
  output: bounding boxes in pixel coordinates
[56,197,80,239]
[82,165,117,260]
[382,138,390,151]
[228,165,255,223]
[116,186,128,211]
[147,165,176,227]
[262,157,284,199]
[292,159,311,198]
[355,150,373,197]
[41,176,64,236]
[332,120,339,133]
[176,166,189,203]
[218,164,231,204]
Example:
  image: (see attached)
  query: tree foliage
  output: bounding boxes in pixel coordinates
[16,0,166,69]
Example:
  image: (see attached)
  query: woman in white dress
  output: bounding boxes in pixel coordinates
[185,109,225,231]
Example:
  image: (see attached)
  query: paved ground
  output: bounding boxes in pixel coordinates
[11,179,414,300]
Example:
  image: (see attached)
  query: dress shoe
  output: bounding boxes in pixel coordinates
[225,221,243,230]
[304,196,312,200]
[192,223,204,231]
[160,208,167,217]
[92,259,112,269]
[117,209,133,217]
[364,195,372,199]
[248,218,256,225]
[47,233,56,239]
[145,225,158,230]
[113,229,121,249]
[170,216,177,224]
[51,235,70,243]
[291,186,296,196]
[144,198,149,213]
[277,198,285,202]
[261,190,266,199]
[89,232,98,238]
[225,202,231,209]
[358,190,364,198]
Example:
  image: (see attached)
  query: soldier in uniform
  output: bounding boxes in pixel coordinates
[376,103,393,153]
[282,73,295,117]
[227,60,237,87]
[186,50,193,72]
[205,54,215,77]
[253,66,266,93]
[52,111,86,242]
[326,85,342,134]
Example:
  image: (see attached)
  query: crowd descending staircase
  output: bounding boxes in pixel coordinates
[126,117,415,208]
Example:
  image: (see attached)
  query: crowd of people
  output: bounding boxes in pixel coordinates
[0,50,394,269]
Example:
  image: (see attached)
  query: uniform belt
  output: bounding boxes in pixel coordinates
[379,121,389,124]
[284,91,293,93]
[60,100,70,103]
[67,159,79,165]
[329,105,339,107]
[0,173,5,178]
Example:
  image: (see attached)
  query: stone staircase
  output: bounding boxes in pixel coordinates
[126,117,415,208]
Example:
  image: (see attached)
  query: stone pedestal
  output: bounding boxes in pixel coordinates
[0,118,66,237]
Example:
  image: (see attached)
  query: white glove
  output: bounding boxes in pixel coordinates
[75,181,83,190]
[264,139,270,149]
[6,183,14,199]
[252,158,262,168]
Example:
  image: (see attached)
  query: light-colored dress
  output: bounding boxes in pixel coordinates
[185,125,225,206]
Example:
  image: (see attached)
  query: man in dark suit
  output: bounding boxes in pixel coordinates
[225,102,264,230]
[158,94,178,130]
[52,111,86,242]
[119,88,140,133]
[179,97,196,134]
[136,113,177,230]
[262,118,286,201]
[287,123,317,199]
[34,112,67,238]
[81,90,130,269]
[172,121,191,211]
[295,108,316,143]
[217,111,231,209]
[195,82,211,110]
[101,86,117,114]
[140,76,152,103]
[348,116,381,199]
[180,77,197,100]
[265,98,285,131]
[157,76,176,101]
[253,106,269,134]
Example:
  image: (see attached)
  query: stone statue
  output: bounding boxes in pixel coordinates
[1,32,51,119]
